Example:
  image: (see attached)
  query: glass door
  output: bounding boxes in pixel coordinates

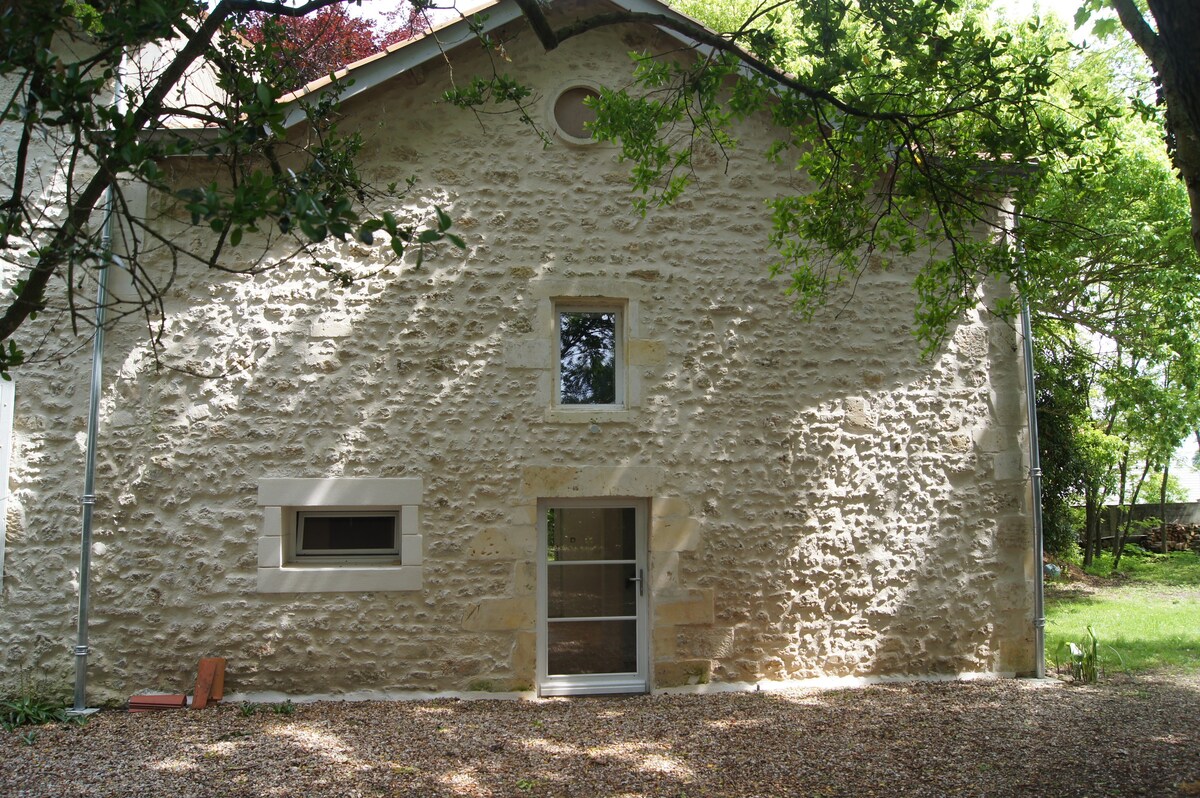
[537,498,648,696]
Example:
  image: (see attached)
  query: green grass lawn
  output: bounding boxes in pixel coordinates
[1045,550,1200,676]
[1082,549,1200,585]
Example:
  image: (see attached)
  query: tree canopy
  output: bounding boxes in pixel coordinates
[1,0,1198,382]
[0,0,458,375]
[241,4,427,92]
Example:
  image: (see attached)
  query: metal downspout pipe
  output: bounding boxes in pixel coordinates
[71,251,112,713]
[1020,299,1047,679]
[71,62,123,714]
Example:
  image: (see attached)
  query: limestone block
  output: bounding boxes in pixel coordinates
[993,451,1025,481]
[467,526,535,559]
[655,590,714,626]
[520,466,580,497]
[257,536,281,568]
[652,624,678,659]
[654,659,712,687]
[310,317,353,338]
[953,325,989,359]
[843,397,876,431]
[996,518,1032,548]
[514,561,537,595]
[462,597,535,632]
[650,516,702,552]
[995,631,1035,676]
[511,631,536,685]
[650,551,680,593]
[687,627,738,660]
[943,432,972,453]
[990,386,1023,424]
[520,465,667,498]
[504,339,551,369]
[652,497,691,519]
[628,338,666,366]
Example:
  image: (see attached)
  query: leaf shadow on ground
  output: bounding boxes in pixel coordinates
[4,678,1200,798]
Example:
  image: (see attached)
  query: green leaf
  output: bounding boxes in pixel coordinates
[1091,18,1118,38]
[435,206,452,231]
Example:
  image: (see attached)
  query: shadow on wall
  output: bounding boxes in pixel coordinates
[2,24,1030,695]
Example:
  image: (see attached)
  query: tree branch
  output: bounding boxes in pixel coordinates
[1110,0,1163,70]
[0,73,38,248]
[536,9,918,123]
[511,0,560,49]
[221,0,345,17]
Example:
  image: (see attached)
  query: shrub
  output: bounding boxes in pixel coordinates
[0,676,84,731]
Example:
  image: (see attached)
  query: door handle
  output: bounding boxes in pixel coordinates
[630,568,644,597]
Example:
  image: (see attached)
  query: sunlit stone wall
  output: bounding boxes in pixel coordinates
[0,10,1035,701]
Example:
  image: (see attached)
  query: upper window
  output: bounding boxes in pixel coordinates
[556,304,623,407]
[551,84,600,145]
[295,511,400,558]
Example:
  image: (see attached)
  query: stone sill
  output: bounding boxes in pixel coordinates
[545,408,637,424]
[256,565,422,593]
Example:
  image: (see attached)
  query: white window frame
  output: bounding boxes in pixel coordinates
[294,510,401,559]
[554,301,625,409]
[257,478,422,593]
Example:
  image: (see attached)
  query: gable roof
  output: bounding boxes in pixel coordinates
[278,0,712,129]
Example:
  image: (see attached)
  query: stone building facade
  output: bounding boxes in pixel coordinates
[0,0,1036,702]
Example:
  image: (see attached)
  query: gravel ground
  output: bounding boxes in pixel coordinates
[3,676,1199,798]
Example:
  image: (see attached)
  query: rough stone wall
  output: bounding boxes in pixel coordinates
[0,14,1035,701]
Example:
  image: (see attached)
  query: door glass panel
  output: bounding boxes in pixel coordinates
[546,507,635,561]
[547,563,635,618]
[547,620,637,675]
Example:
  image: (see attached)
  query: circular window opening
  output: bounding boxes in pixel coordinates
[553,86,600,143]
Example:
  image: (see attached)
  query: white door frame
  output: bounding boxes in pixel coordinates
[536,497,649,696]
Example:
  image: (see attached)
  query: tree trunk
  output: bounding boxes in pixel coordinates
[1116,0,1200,255]
[1083,484,1103,567]
[1113,461,1151,569]
[1160,462,1170,554]
[1084,493,1096,566]
[1113,450,1130,559]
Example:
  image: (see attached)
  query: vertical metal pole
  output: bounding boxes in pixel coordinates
[72,60,122,714]
[1021,299,1047,679]
[71,213,112,714]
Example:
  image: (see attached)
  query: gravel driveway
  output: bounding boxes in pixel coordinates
[3,675,1199,798]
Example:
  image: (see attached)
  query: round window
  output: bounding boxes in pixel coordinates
[552,85,600,144]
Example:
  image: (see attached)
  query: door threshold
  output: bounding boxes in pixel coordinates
[539,681,648,697]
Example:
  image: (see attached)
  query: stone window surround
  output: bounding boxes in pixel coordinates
[256,477,423,593]
[548,79,603,146]
[504,277,664,423]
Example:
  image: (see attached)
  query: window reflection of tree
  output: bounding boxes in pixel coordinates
[559,312,616,404]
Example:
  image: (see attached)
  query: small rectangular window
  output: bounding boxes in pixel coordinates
[557,306,622,406]
[296,512,400,558]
